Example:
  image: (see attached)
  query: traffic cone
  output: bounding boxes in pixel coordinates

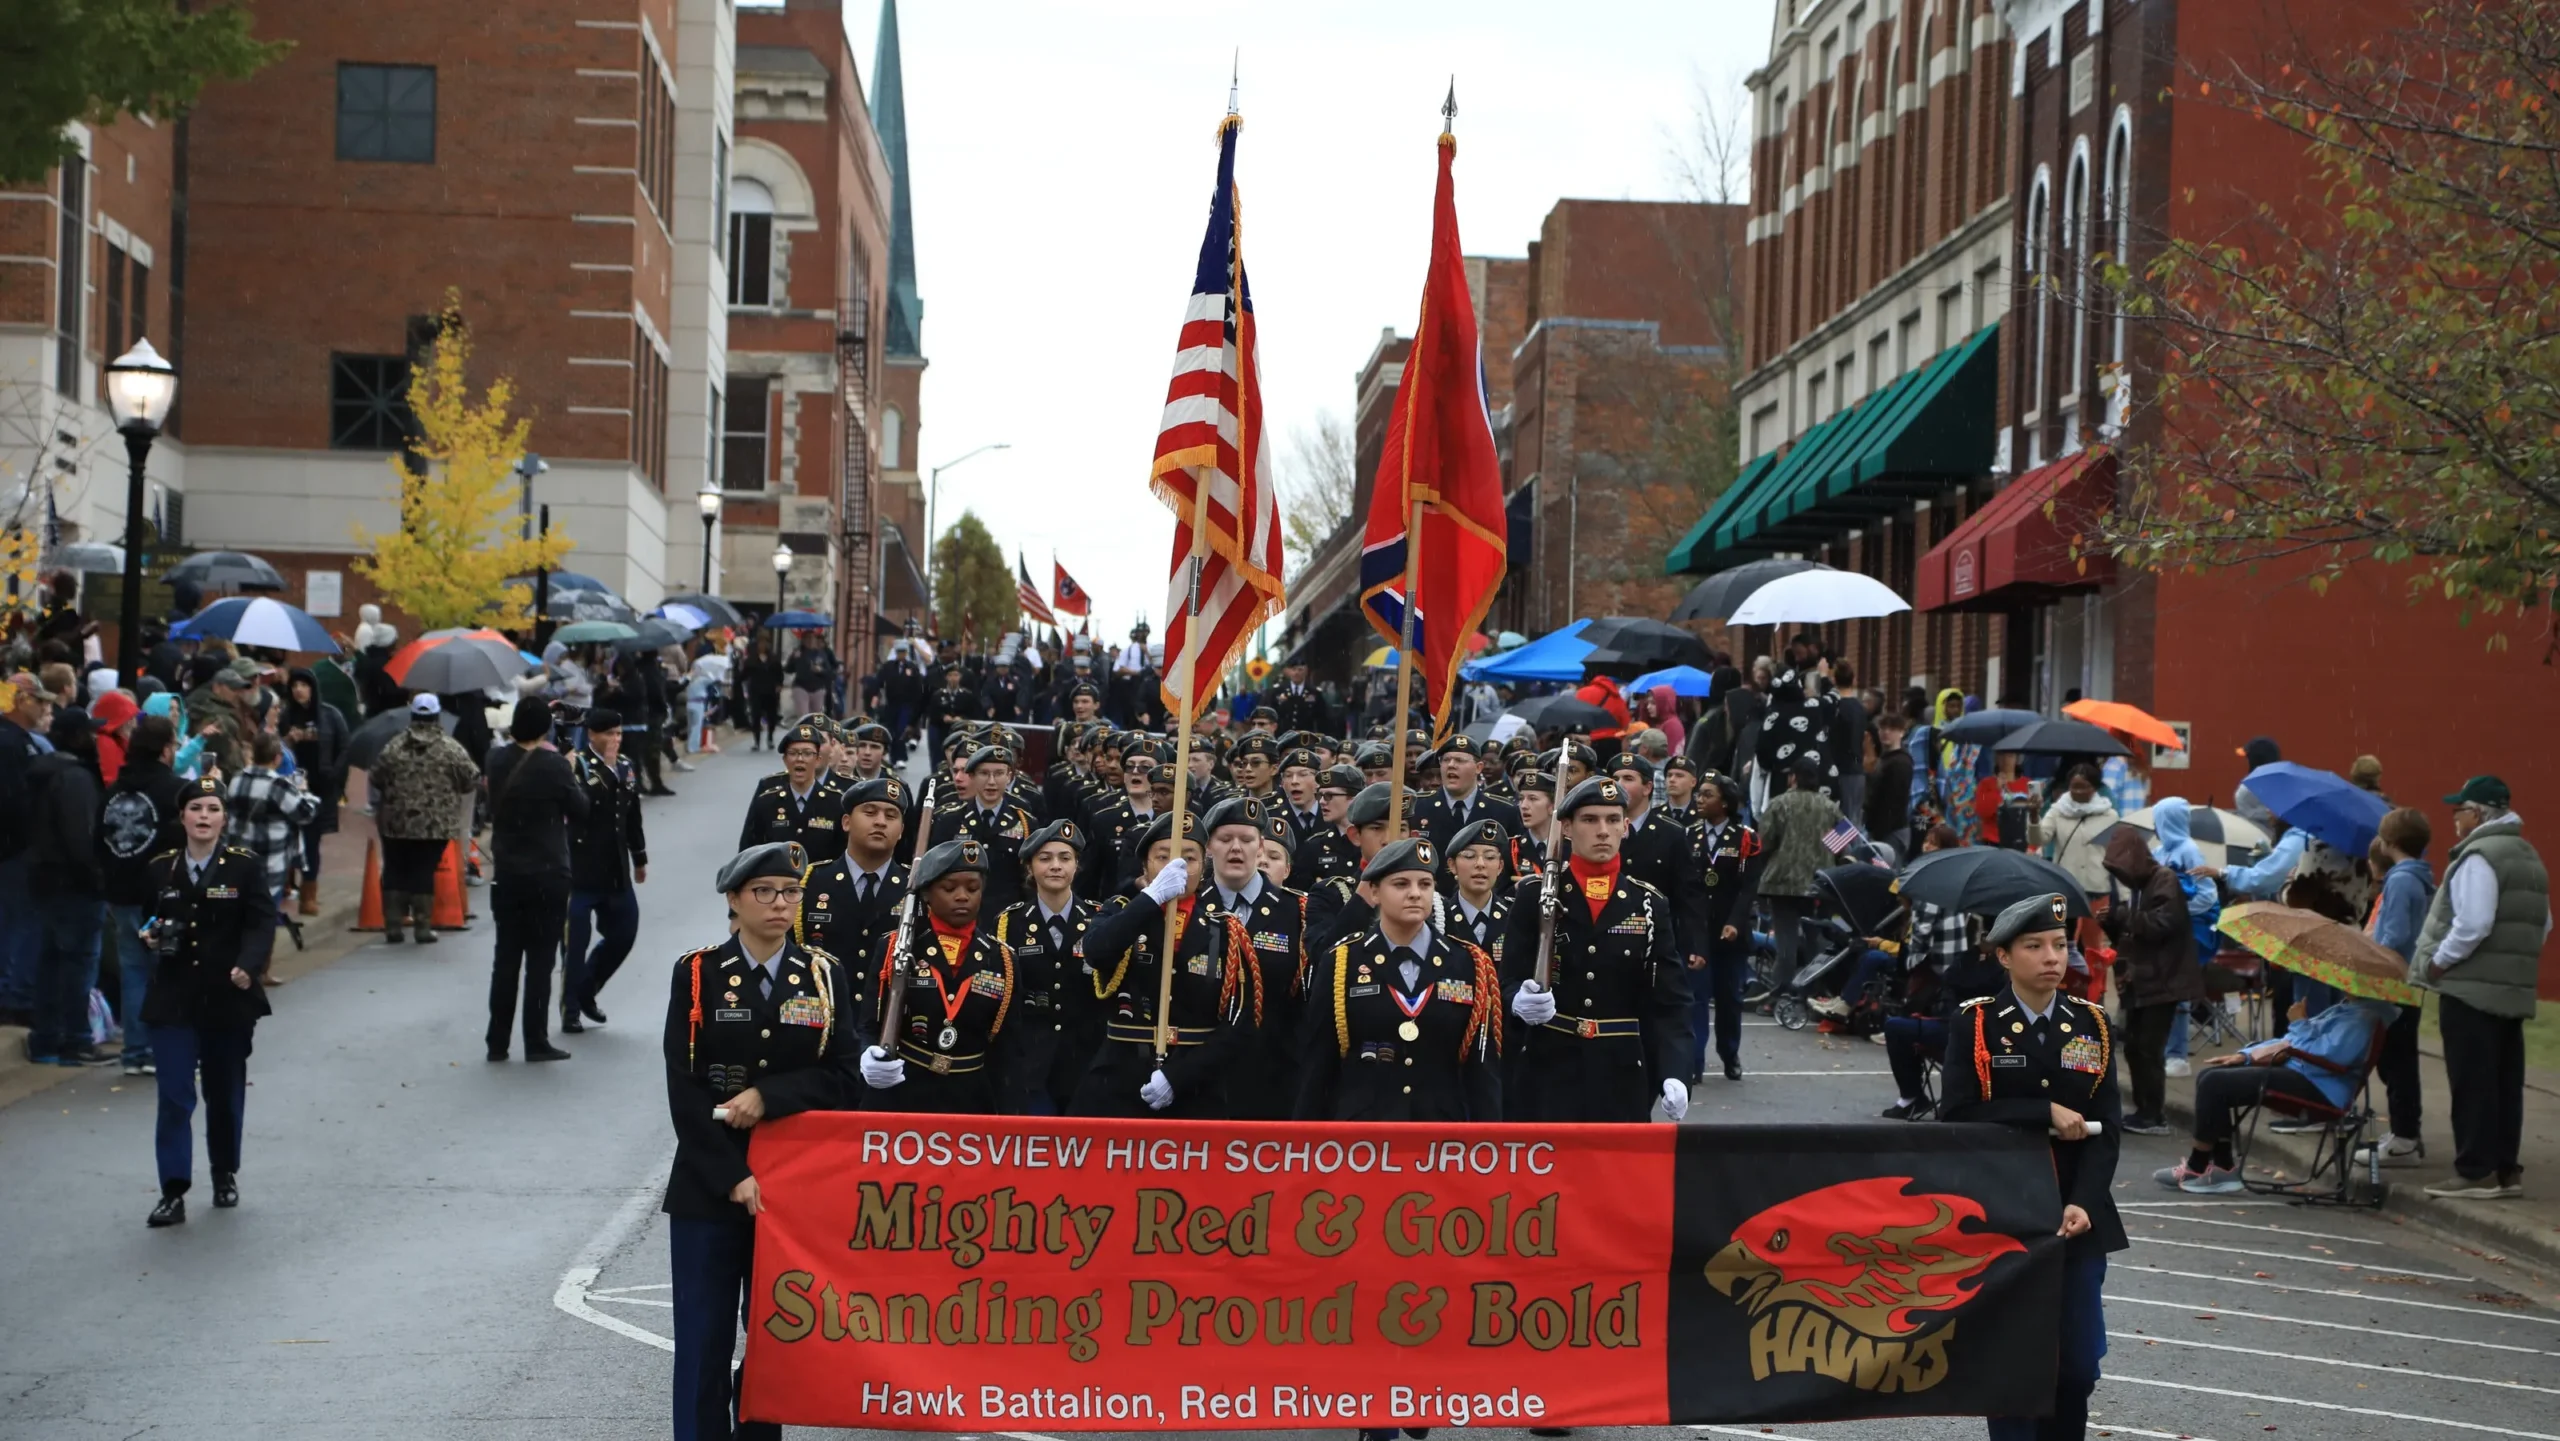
[432,841,468,930]
[358,838,385,931]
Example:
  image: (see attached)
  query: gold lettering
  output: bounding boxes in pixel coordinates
[1592,1281,1640,1348]
[848,1181,915,1252]
[846,1291,883,1341]
[1295,1190,1362,1257]
[1127,1279,1179,1344]
[765,1270,816,1341]
[1469,1282,1517,1346]
[1310,1281,1357,1343]
[1385,1192,1434,1257]
[1512,1192,1560,1257]
[1379,1281,1448,1346]
[1133,1189,1186,1254]
[946,1196,988,1267]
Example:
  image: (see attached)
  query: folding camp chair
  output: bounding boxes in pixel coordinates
[2196,947,2270,1048]
[2231,1024,2391,1208]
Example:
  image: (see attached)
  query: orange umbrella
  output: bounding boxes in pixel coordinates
[2063,698,2183,751]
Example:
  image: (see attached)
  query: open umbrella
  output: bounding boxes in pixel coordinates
[164,550,286,592]
[614,618,694,652]
[2240,762,2392,858]
[1897,846,2092,919]
[2063,698,2184,751]
[2217,901,2417,1006]
[172,595,341,653]
[540,589,640,626]
[387,630,531,692]
[764,609,832,630]
[1578,619,1712,675]
[1628,665,1717,697]
[1992,719,2129,758]
[42,540,124,573]
[654,602,712,631]
[1503,693,1617,734]
[1363,645,1403,669]
[661,592,750,630]
[1670,558,1833,622]
[2102,805,2272,870]
[551,619,639,645]
[1725,569,1910,626]
[346,706,460,770]
[505,570,613,593]
[1937,707,2043,745]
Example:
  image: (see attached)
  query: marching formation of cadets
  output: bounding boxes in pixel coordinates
[662,703,1744,1439]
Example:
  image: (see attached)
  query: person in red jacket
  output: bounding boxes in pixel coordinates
[1574,674,1631,740]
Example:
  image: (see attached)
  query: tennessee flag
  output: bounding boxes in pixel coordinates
[1358,125,1506,738]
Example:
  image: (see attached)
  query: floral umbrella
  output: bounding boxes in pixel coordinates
[2216,901,2418,1006]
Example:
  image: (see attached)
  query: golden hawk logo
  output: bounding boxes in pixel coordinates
[1703,1177,2024,1395]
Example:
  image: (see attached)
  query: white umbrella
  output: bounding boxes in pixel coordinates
[1723,569,1911,626]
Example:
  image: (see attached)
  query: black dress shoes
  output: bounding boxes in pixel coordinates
[526,1044,572,1062]
[213,1173,239,1208]
[1724,1060,1744,1081]
[147,1194,186,1228]
[580,1001,607,1025]
[560,1011,585,1034]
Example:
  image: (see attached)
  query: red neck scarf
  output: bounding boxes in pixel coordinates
[1566,854,1621,920]
[927,913,975,968]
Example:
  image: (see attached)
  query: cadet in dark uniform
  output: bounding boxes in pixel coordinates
[930,743,1037,911]
[564,706,649,1033]
[1509,771,1557,875]
[736,722,848,863]
[1443,818,1513,961]
[1608,753,1713,965]
[1501,777,1695,1124]
[1275,747,1326,846]
[1297,837,1503,1122]
[1291,764,1363,886]
[140,778,277,1228]
[663,843,859,1441]
[1940,893,2123,1441]
[1304,782,1404,956]
[1227,732,1281,805]
[992,821,1102,1114]
[1189,796,1311,1120]
[1412,735,1521,861]
[1070,814,1261,1119]
[856,838,1015,1113]
[1689,771,1762,1082]
[794,775,912,979]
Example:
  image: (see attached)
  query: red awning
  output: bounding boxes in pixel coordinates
[1914,448,2117,612]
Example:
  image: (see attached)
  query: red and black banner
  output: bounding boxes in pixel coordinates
[741,1118,2061,1430]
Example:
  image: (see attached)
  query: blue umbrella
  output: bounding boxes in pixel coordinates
[171,596,341,654]
[505,570,612,593]
[1463,619,1595,683]
[1628,664,1717,697]
[2242,762,2392,858]
[764,609,832,630]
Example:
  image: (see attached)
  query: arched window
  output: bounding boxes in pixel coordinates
[2063,143,2091,404]
[727,177,775,306]
[880,407,903,471]
[2025,168,2051,423]
[2102,108,2134,368]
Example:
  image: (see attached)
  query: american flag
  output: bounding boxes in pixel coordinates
[1822,817,1863,856]
[1052,558,1090,617]
[1150,111,1285,722]
[1016,553,1056,628]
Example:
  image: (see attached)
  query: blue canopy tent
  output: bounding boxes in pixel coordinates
[1461,619,1594,684]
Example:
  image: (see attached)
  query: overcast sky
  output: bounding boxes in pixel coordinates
[844,0,1772,639]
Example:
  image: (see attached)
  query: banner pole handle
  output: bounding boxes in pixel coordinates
[1385,497,1425,842]
[1158,530,1209,1061]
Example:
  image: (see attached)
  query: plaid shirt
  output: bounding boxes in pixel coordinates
[225,766,322,895]
[1913,901,1979,973]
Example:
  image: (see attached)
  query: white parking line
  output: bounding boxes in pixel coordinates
[552,1157,675,1354]
[589,1295,674,1308]
[2132,1234,2474,1280]
[2109,1330,2560,1395]
[1701,1426,2221,1441]
[2105,1373,2560,1439]
[2126,1210,2394,1246]
[2120,1264,2560,1327]
[2108,1294,2560,1359]
[1732,1070,1896,1077]
[589,1283,672,1294]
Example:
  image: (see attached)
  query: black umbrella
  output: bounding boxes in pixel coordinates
[1993,719,2129,758]
[613,618,694,652]
[1897,847,2092,919]
[540,589,640,626]
[1670,559,1833,622]
[1937,707,2044,745]
[1504,693,1616,734]
[164,550,286,592]
[347,707,460,770]
[390,643,527,694]
[661,592,751,630]
[1577,619,1712,675]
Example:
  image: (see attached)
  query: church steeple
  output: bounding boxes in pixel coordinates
[872,0,922,358]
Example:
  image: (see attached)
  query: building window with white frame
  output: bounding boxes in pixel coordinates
[2063,145,2091,425]
[2024,169,2051,422]
[2101,108,2135,436]
[880,406,902,471]
[728,177,775,307]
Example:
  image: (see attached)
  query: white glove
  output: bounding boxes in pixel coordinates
[1510,981,1557,1027]
[1143,858,1190,906]
[860,1046,906,1090]
[1660,1077,1690,1123]
[1140,1068,1175,1110]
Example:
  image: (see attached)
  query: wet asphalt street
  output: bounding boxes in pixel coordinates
[3,744,2555,1439]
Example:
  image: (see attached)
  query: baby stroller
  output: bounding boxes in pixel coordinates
[1766,864,1906,1032]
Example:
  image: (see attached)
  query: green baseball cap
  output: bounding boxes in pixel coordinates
[2443,775,2512,809]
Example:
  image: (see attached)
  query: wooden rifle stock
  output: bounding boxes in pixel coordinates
[1530,805,1565,989]
[871,779,939,1043]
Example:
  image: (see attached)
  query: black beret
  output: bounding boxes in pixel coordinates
[717,841,808,892]
[849,722,890,745]
[1559,777,1628,816]
[966,744,1016,772]
[1512,769,1557,796]
[178,776,226,806]
[1664,754,1700,776]
[1435,734,1480,757]
[1987,892,2073,949]
[1022,819,1084,859]
[913,838,989,890]
[1361,837,1437,884]
[1279,748,1320,773]
[1135,810,1189,857]
[1319,765,1364,793]
[584,705,625,732]
[1347,783,1399,827]
[1605,752,1647,776]
[1231,734,1278,760]
[1069,681,1100,699]
[1448,818,1510,858]
[841,775,910,812]
[1201,795,1267,836]
[1250,705,1278,722]
[1561,739,1601,767]
[779,722,825,753]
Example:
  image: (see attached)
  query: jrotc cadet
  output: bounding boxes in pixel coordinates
[995,725,1051,823]
[1044,721,1101,822]
[1356,741,1395,790]
[1659,753,1701,822]
[1510,771,1557,874]
[1296,837,1503,1123]
[1227,732,1281,804]
[1247,704,1280,736]
[1608,753,1713,966]
[991,821,1101,1114]
[930,744,1036,912]
[1501,777,1695,1124]
[563,706,649,1033]
[1182,737,1235,811]
[1556,738,1601,788]
[140,778,277,1228]
[1443,818,1513,960]
[1939,893,2123,1441]
[1190,796,1311,1119]
[736,721,848,863]
[1292,764,1363,886]
[1070,812,1261,1119]
[1063,679,1103,725]
[1690,770,1761,1082]
[844,721,895,784]
[855,837,1015,1114]
[1412,734,1522,861]
[927,662,977,759]
[662,843,859,1441]
[1275,747,1326,845]
[1269,659,1330,735]
[1305,782,1406,955]
[795,775,912,981]
[1257,812,1297,889]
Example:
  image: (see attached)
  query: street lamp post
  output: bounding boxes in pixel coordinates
[923,441,1011,613]
[103,340,177,678]
[772,540,793,615]
[696,480,722,593]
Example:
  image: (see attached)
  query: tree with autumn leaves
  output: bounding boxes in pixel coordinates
[354,301,573,631]
[2103,3,2560,633]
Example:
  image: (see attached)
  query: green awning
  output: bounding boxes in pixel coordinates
[1664,323,1998,575]
[1664,449,1777,574]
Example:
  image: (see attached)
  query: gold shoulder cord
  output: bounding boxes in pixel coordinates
[792,862,820,946]
[1332,941,1353,1056]
[989,935,1016,1037]
[808,945,838,1050]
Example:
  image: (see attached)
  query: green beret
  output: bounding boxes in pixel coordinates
[1361,837,1438,884]
[178,776,227,806]
[1021,819,1083,859]
[1279,748,1320,774]
[717,842,807,892]
[966,744,1016,772]
[913,838,989,890]
[1448,818,1509,858]
[1559,777,1628,817]
[1347,783,1398,827]
[779,722,825,754]
[1231,734,1278,760]
[1987,892,2073,949]
[1319,765,1364,794]
[1512,769,1557,797]
[849,722,891,745]
[841,775,909,812]
[1201,795,1267,837]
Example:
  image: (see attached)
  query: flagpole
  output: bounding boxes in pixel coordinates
[1385,498,1423,841]
[1157,527,1207,1059]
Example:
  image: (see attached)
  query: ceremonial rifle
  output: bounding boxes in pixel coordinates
[1530,799,1565,990]
[871,778,939,1045]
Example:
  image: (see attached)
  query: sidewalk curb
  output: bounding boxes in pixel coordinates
[2159,1090,2560,1281]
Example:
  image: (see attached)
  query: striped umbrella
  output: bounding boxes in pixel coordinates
[171,596,341,653]
[2101,806,2271,870]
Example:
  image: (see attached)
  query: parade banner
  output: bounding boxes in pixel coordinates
[741,1118,2062,1430]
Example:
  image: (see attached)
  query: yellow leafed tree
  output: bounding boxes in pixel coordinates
[354,299,572,632]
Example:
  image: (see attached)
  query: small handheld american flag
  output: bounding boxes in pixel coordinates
[1821,818,1862,857]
